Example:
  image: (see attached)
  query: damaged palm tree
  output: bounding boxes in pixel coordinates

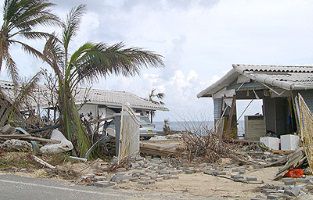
[0,71,42,128]
[7,72,42,125]
[0,0,59,83]
[42,5,164,156]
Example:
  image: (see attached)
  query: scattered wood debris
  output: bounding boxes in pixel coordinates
[31,155,56,169]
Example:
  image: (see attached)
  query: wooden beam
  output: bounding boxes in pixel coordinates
[0,134,60,144]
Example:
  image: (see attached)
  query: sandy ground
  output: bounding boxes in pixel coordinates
[116,167,280,200]
[1,162,279,199]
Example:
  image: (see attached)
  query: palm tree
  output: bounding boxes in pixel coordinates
[148,89,165,105]
[0,0,59,83]
[148,89,165,122]
[42,5,164,156]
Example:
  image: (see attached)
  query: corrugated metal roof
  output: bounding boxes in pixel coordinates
[197,64,313,98]
[0,80,168,111]
[76,88,168,111]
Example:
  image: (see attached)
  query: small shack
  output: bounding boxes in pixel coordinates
[197,64,313,140]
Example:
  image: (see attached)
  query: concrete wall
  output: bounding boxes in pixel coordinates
[79,104,118,118]
[78,104,98,117]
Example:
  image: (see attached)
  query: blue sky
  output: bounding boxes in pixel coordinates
[2,0,313,121]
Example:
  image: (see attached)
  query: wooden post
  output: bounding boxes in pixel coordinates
[47,108,51,121]
[225,95,237,140]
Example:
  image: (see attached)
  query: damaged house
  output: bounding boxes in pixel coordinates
[197,64,313,141]
[0,80,168,126]
[75,88,168,122]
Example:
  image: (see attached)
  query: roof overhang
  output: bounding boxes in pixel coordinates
[198,64,313,98]
[197,69,239,98]
[76,101,169,111]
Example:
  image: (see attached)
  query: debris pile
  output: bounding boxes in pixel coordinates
[0,125,72,154]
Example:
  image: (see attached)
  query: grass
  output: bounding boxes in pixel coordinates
[0,151,37,170]
[0,150,70,170]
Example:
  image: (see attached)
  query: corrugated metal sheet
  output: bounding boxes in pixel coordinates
[234,64,313,91]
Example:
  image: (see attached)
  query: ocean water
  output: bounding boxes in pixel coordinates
[154,120,245,136]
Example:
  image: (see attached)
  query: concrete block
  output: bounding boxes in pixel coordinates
[110,174,130,183]
[280,135,299,150]
[94,176,107,181]
[267,194,280,199]
[93,181,115,188]
[260,137,280,150]
[282,178,296,185]
[232,175,244,181]
[130,177,139,182]
[246,177,257,181]
[284,186,301,196]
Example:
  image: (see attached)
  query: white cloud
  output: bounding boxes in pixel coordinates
[3,0,313,122]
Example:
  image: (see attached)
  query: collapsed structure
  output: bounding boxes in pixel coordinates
[197,64,313,140]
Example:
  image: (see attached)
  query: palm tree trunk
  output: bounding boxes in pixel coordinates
[58,80,91,156]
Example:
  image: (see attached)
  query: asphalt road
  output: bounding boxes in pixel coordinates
[0,174,211,200]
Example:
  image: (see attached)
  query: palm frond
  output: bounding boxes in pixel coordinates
[62,4,86,51]
[16,31,54,39]
[13,70,41,110]
[4,51,18,84]
[43,35,64,79]
[11,39,44,59]
[8,70,41,121]
[4,0,60,31]
[70,42,163,86]
[1,0,59,82]
[156,92,165,99]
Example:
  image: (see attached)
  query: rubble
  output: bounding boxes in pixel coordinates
[40,129,73,154]
[0,100,313,199]
[0,139,32,152]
